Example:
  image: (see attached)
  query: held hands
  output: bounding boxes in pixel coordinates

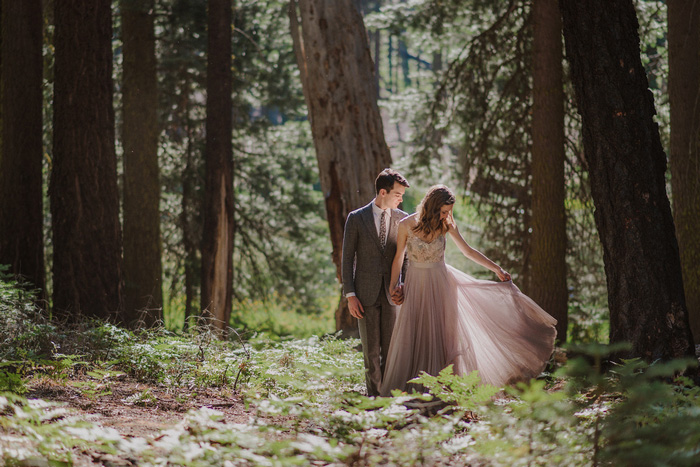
[496,267,511,282]
[347,296,365,319]
[390,284,405,305]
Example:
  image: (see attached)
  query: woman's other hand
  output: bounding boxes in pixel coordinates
[496,268,511,282]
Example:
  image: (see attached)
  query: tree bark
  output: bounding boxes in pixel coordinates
[182,73,198,332]
[121,0,163,327]
[530,0,567,343]
[51,0,123,321]
[289,0,392,335]
[201,0,234,336]
[0,0,45,294]
[560,0,695,361]
[668,0,700,344]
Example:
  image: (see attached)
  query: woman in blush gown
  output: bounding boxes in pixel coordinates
[380,185,557,396]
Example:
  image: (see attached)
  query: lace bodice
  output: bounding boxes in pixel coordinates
[406,228,445,264]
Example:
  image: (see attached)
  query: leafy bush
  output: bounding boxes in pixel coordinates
[0,267,56,361]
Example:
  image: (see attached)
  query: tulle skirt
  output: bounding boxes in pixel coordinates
[380,261,557,396]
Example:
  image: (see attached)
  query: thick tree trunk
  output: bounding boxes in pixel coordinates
[121,0,163,327]
[560,0,695,361]
[289,0,393,336]
[51,0,123,321]
[0,0,44,294]
[201,0,234,336]
[530,0,567,343]
[668,0,700,344]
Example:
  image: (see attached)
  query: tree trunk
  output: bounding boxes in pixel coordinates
[0,0,45,294]
[182,74,198,332]
[530,0,567,343]
[51,0,123,321]
[560,0,695,361]
[289,0,392,335]
[201,0,234,336]
[121,0,163,327]
[668,0,700,344]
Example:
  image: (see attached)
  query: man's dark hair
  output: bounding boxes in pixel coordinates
[375,168,409,194]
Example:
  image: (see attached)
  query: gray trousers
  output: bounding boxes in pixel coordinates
[358,284,398,397]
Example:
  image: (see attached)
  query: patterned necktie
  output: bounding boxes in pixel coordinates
[380,210,387,250]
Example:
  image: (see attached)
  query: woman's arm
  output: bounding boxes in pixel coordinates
[390,221,409,293]
[447,223,511,281]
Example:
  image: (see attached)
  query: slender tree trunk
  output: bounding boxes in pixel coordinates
[388,34,393,93]
[289,0,392,335]
[560,0,695,361]
[201,0,234,336]
[0,0,44,294]
[398,39,410,88]
[530,0,567,342]
[182,74,198,332]
[668,0,700,344]
[121,0,163,327]
[51,0,122,321]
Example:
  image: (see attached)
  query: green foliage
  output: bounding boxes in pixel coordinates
[0,267,56,362]
[229,295,335,340]
[68,369,124,401]
[4,327,700,466]
[0,370,26,395]
[558,343,700,467]
[0,392,119,466]
[410,365,499,411]
[469,378,589,466]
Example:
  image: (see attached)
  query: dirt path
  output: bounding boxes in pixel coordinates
[27,377,251,437]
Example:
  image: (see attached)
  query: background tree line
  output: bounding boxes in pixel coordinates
[0,0,698,364]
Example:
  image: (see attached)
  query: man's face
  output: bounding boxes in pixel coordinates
[384,183,405,209]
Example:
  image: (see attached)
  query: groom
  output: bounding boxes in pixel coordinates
[341,168,409,396]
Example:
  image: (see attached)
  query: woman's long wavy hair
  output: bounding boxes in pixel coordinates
[413,185,456,238]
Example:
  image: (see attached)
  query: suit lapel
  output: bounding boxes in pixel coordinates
[388,210,402,242]
[361,202,383,252]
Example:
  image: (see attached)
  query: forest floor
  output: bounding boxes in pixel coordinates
[25,376,260,466]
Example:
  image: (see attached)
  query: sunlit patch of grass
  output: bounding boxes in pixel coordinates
[229,294,336,340]
[164,292,337,340]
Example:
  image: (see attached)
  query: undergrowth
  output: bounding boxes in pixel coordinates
[2,273,700,465]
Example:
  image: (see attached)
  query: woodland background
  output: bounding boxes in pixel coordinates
[2,1,700,465]
[0,0,699,359]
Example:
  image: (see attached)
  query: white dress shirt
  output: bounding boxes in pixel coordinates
[371,199,390,239]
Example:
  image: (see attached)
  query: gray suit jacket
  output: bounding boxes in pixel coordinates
[341,201,408,307]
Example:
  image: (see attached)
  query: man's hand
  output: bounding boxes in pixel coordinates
[347,296,365,319]
[390,284,405,305]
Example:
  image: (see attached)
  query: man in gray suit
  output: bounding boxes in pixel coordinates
[341,169,410,396]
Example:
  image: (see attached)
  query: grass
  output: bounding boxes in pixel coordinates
[164,292,337,339]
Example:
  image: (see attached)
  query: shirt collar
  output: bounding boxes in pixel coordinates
[372,199,389,217]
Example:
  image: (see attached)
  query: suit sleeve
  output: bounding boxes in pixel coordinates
[341,213,358,296]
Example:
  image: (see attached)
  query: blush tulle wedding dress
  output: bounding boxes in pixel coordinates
[380,228,558,396]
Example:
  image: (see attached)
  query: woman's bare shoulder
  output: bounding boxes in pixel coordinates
[398,214,417,232]
[400,213,418,224]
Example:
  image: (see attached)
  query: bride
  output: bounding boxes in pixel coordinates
[380,185,557,396]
